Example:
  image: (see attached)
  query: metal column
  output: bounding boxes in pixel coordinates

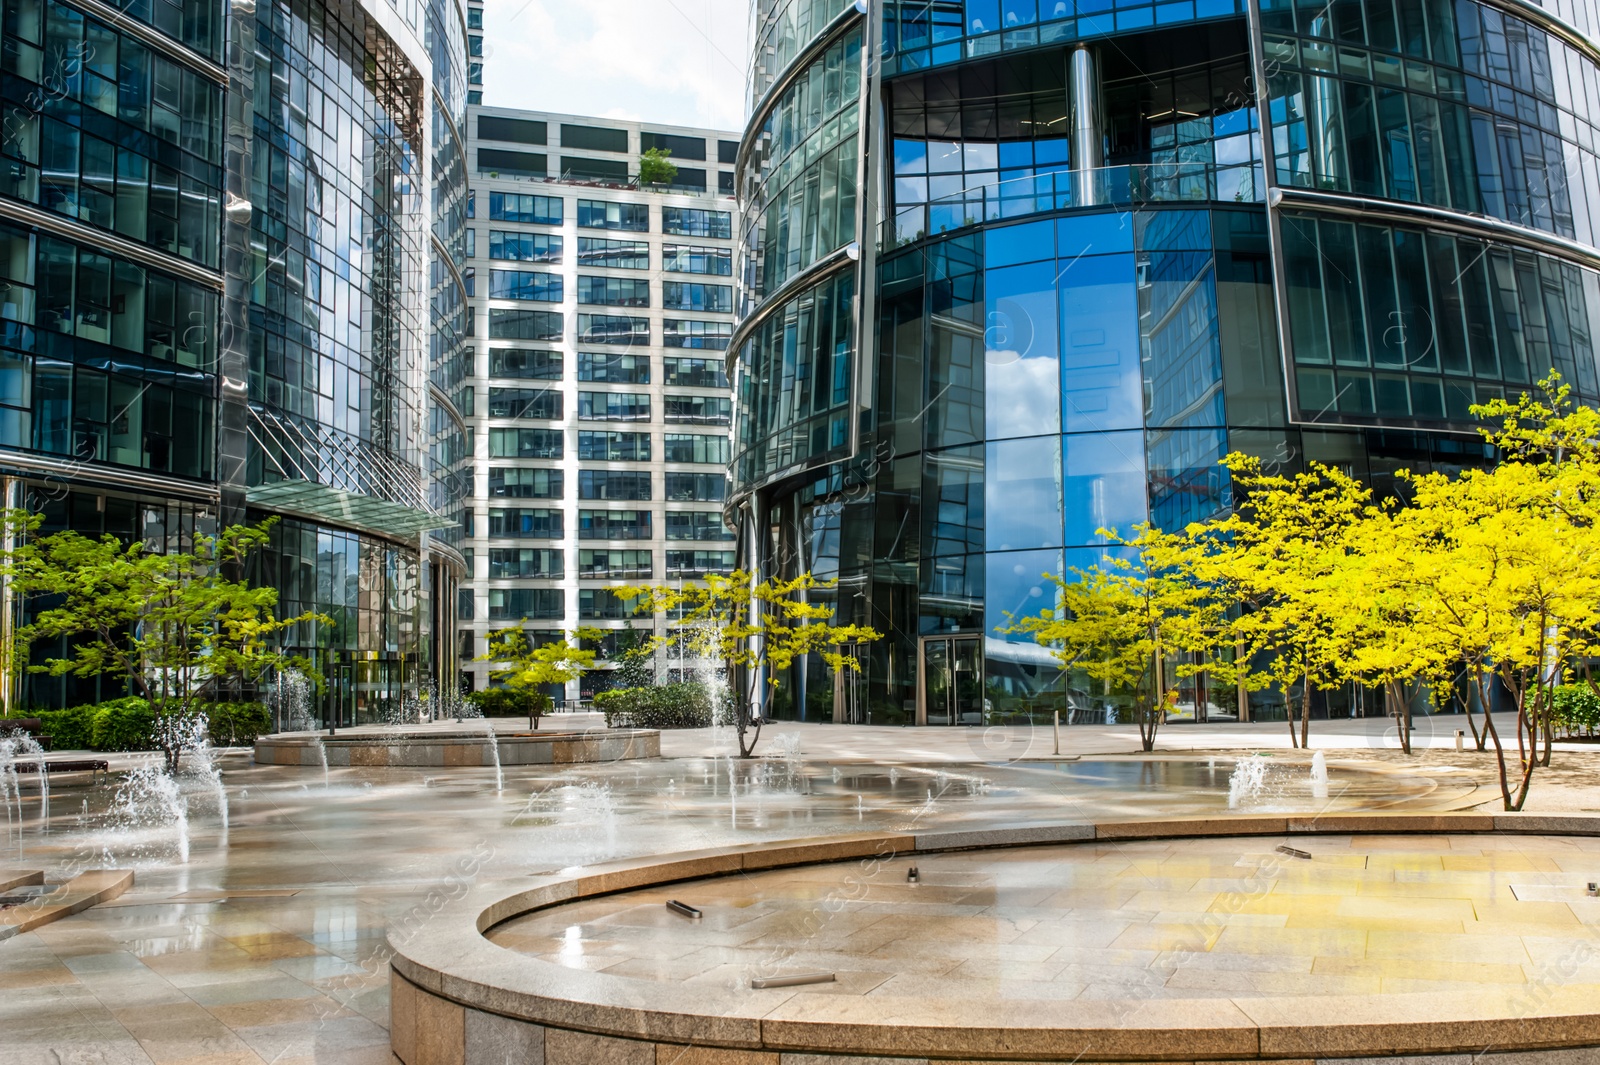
[1070,44,1103,207]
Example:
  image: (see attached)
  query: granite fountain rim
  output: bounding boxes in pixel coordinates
[388,811,1600,1060]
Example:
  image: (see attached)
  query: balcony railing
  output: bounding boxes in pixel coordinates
[882,162,1265,250]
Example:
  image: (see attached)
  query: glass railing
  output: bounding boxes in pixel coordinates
[882,162,1266,250]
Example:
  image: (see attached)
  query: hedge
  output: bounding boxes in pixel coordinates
[5,699,273,751]
[596,682,725,729]
[1552,683,1600,736]
[465,687,550,718]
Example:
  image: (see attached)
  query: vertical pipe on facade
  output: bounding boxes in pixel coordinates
[0,476,17,711]
[1070,45,1103,208]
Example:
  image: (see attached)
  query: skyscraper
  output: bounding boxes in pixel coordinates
[731,0,1600,725]
[459,107,741,698]
[0,0,469,722]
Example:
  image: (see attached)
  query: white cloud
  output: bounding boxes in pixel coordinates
[480,0,749,132]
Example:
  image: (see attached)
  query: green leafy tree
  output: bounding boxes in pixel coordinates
[638,147,677,186]
[617,572,882,757]
[609,623,659,690]
[479,627,597,728]
[5,515,324,771]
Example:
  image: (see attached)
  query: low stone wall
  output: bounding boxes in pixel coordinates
[253,728,658,768]
[389,813,1600,1065]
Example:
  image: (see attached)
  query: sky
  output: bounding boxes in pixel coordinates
[479,0,751,134]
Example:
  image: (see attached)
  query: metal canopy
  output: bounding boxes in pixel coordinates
[246,480,454,540]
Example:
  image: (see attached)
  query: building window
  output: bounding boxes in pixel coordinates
[662,357,729,388]
[640,131,707,161]
[663,433,730,464]
[662,282,733,313]
[577,391,650,422]
[578,549,652,578]
[478,148,545,177]
[665,511,733,541]
[577,200,649,231]
[578,588,645,620]
[664,395,731,425]
[489,308,562,340]
[662,207,731,238]
[488,428,563,458]
[577,276,650,307]
[577,430,651,461]
[478,116,546,144]
[487,588,564,620]
[489,192,562,225]
[577,352,648,383]
[489,231,562,263]
[489,348,562,380]
[488,548,563,578]
[489,269,562,302]
[578,509,652,540]
[561,124,628,152]
[576,237,649,270]
[662,244,732,276]
[664,472,727,501]
[487,387,562,420]
[663,319,732,349]
[489,468,563,499]
[488,508,563,539]
[666,549,736,577]
[577,313,649,345]
[579,470,652,500]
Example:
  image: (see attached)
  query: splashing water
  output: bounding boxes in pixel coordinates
[268,670,315,732]
[1227,755,1270,809]
[1310,750,1329,800]
[516,782,619,867]
[315,736,330,788]
[105,765,191,864]
[487,724,504,793]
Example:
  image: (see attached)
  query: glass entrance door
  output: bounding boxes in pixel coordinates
[921,637,983,725]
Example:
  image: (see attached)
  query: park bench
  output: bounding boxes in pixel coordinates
[11,759,109,784]
[1,719,51,751]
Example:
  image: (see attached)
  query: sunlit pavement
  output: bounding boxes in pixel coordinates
[0,714,1585,1063]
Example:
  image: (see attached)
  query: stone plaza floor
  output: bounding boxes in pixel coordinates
[0,714,1591,1063]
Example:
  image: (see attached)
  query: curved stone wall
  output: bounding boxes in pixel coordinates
[388,812,1600,1064]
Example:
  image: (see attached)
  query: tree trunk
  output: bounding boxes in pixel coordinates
[1391,680,1412,756]
[1299,672,1312,750]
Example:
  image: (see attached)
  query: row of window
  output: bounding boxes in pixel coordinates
[486,350,729,388]
[488,572,735,621]
[488,469,728,501]
[485,547,735,580]
[485,271,734,312]
[485,389,731,425]
[488,310,733,349]
[481,232,732,275]
[479,192,732,237]
[484,507,734,541]
[487,428,732,463]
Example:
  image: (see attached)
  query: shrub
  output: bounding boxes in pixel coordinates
[466,687,549,719]
[1552,684,1600,735]
[203,702,272,747]
[597,682,724,729]
[24,705,94,750]
[90,697,156,752]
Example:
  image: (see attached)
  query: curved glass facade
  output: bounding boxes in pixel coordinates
[731,0,1600,726]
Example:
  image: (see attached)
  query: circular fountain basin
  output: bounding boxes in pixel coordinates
[390,813,1600,1064]
[253,728,658,768]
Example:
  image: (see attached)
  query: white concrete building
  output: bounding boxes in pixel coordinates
[460,107,741,697]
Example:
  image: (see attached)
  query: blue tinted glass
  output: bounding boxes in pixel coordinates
[1059,252,1142,432]
[967,0,1001,32]
[985,260,1061,437]
[1057,211,1135,257]
[985,435,1063,551]
[985,219,1054,267]
[1063,431,1148,544]
[984,547,1063,644]
[1146,427,1228,532]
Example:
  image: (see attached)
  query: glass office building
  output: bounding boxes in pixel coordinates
[0,0,468,720]
[732,0,1600,724]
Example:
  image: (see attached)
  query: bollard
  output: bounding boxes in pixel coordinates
[1054,710,1060,756]
[1455,729,1464,750]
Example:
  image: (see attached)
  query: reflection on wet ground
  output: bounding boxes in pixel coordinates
[0,749,1477,1064]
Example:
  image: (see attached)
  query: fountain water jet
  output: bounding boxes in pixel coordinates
[1310,750,1329,799]
[1227,755,1269,809]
